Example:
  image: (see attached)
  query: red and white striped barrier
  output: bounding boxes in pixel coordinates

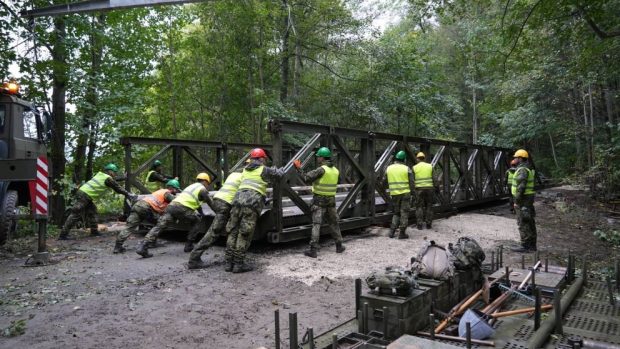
[29,156,49,217]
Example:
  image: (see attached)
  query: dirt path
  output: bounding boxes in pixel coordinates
[0,187,617,348]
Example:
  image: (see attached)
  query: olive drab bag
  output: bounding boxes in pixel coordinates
[366,266,418,296]
[410,240,455,280]
[448,237,486,270]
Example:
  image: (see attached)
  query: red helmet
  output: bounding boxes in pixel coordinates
[250,148,267,159]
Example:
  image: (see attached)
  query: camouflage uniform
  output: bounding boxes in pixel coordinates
[116,191,174,244]
[226,163,285,269]
[189,198,232,261]
[415,190,434,227]
[62,176,130,237]
[514,162,537,249]
[381,162,415,237]
[143,186,213,244]
[299,162,344,249]
[506,167,516,212]
[146,170,173,187]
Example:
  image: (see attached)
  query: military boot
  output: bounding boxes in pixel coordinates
[304,246,318,258]
[398,231,409,239]
[187,256,209,270]
[232,262,254,273]
[183,241,195,253]
[224,259,234,272]
[90,229,101,237]
[113,241,126,254]
[57,232,70,240]
[388,229,396,238]
[336,242,346,253]
[416,224,423,230]
[135,241,153,258]
[425,222,432,229]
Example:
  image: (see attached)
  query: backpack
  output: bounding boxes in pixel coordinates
[449,237,486,270]
[366,266,418,296]
[411,241,455,280]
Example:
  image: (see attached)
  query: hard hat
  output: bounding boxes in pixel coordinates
[510,159,518,166]
[416,152,426,159]
[513,149,529,159]
[250,148,267,159]
[104,163,119,172]
[153,160,162,167]
[316,147,332,158]
[165,179,181,190]
[196,172,211,183]
[395,150,406,161]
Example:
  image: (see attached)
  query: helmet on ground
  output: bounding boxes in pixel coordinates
[510,159,518,166]
[250,148,267,159]
[513,149,529,159]
[166,179,181,190]
[104,163,119,172]
[395,150,406,161]
[152,160,162,167]
[416,152,426,159]
[316,147,332,158]
[196,172,211,183]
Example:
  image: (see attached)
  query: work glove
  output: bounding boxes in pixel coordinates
[128,193,139,202]
[293,159,302,170]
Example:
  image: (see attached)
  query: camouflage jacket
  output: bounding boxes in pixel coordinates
[105,176,131,197]
[513,162,533,204]
[298,160,337,207]
[147,170,174,184]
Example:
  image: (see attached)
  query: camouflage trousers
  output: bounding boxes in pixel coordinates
[189,198,232,261]
[116,201,157,244]
[415,189,434,226]
[226,204,261,265]
[515,195,537,248]
[144,204,199,243]
[309,202,343,249]
[62,191,98,235]
[390,193,411,232]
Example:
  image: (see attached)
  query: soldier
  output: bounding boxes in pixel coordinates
[382,150,414,239]
[412,152,435,230]
[113,179,181,254]
[59,163,136,240]
[136,173,214,258]
[510,149,537,252]
[506,158,518,213]
[187,170,243,269]
[145,159,175,192]
[294,147,345,258]
[225,148,286,273]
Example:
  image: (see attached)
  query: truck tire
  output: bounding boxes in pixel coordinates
[0,190,18,246]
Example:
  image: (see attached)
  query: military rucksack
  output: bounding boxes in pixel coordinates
[411,241,455,280]
[366,266,418,296]
[448,237,486,270]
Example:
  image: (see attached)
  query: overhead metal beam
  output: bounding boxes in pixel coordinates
[21,0,205,18]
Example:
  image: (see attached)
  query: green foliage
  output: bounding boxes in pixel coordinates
[2,319,26,337]
[593,229,620,246]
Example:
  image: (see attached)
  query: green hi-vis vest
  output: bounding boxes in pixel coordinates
[79,172,111,200]
[173,182,205,210]
[239,166,267,196]
[386,163,411,196]
[413,162,433,188]
[507,170,516,196]
[145,170,160,193]
[214,172,243,204]
[512,167,535,196]
[312,165,339,197]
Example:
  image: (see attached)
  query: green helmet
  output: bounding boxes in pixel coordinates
[153,160,162,167]
[395,150,406,161]
[165,179,181,190]
[316,147,332,158]
[104,163,119,172]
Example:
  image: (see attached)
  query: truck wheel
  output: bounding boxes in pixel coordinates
[0,190,18,246]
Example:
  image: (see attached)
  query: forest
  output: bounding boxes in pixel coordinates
[1,0,619,222]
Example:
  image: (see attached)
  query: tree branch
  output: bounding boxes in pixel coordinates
[579,7,620,39]
[502,0,543,70]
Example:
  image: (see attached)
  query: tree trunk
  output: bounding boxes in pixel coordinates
[472,84,477,144]
[279,0,290,104]
[49,16,68,225]
[548,132,559,170]
[588,84,595,165]
[603,84,615,139]
[293,37,302,107]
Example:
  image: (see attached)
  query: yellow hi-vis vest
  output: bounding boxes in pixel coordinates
[507,170,516,196]
[512,167,535,196]
[239,166,267,196]
[173,182,205,210]
[386,163,411,196]
[312,165,339,197]
[413,162,433,188]
[214,172,243,204]
[145,170,161,192]
[79,172,111,200]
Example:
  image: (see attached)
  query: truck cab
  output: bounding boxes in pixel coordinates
[0,82,50,245]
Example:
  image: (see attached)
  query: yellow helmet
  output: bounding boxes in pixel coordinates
[416,152,426,159]
[513,149,529,159]
[196,172,211,183]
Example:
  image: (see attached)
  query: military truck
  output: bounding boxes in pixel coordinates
[0,81,51,245]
